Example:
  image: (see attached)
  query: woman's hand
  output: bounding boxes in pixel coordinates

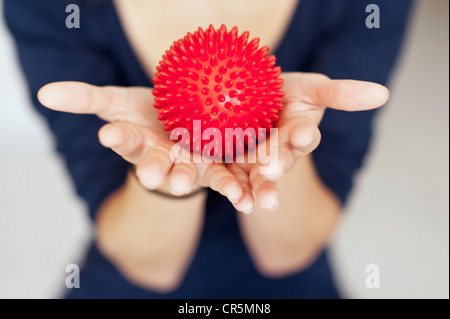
[37,73,389,214]
[226,72,389,276]
[37,82,249,290]
[38,82,244,205]
[228,72,390,212]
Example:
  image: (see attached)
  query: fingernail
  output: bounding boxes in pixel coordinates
[226,188,242,203]
[298,134,314,147]
[268,201,279,212]
[170,186,189,196]
[141,180,159,190]
[170,179,192,196]
[137,174,160,190]
[263,195,279,212]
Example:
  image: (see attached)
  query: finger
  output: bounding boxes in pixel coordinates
[252,143,295,181]
[228,164,255,214]
[254,129,294,181]
[249,166,279,211]
[321,79,390,111]
[199,163,243,203]
[38,82,154,123]
[288,122,321,154]
[282,73,390,111]
[168,163,197,196]
[278,114,322,155]
[98,123,165,164]
[135,145,173,190]
[256,117,321,181]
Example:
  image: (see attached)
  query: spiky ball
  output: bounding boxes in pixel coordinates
[152,24,284,158]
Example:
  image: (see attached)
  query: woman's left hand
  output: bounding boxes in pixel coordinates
[228,72,390,213]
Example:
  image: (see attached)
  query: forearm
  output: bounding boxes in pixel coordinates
[238,155,341,277]
[96,170,206,292]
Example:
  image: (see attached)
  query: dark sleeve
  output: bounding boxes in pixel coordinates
[4,0,128,219]
[308,0,414,204]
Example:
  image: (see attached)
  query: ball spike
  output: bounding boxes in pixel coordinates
[152,25,284,158]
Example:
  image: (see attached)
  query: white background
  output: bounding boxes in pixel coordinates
[0,0,448,298]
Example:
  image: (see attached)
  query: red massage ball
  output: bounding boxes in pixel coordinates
[152,24,284,158]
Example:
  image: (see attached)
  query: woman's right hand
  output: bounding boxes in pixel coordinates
[38,82,251,211]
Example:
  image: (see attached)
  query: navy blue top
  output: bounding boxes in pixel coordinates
[5,0,412,298]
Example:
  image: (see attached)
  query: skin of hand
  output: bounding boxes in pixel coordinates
[38,72,389,212]
[228,72,390,213]
[37,81,248,291]
[38,81,246,207]
[223,73,389,276]
[37,72,389,285]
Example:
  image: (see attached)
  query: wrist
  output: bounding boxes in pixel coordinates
[129,164,207,199]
